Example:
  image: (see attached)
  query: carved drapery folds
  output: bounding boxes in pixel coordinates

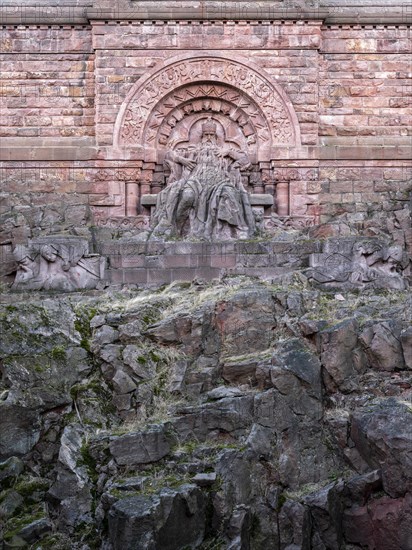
[149,116,257,240]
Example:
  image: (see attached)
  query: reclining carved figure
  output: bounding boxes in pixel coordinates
[12,238,105,292]
[308,239,408,290]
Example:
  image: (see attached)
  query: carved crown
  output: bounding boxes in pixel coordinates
[202,117,217,134]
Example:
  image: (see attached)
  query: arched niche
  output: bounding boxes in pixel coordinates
[112,54,302,217]
[155,93,257,164]
[113,53,302,162]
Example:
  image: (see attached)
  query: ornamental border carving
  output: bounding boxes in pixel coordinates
[143,82,270,153]
[113,53,301,154]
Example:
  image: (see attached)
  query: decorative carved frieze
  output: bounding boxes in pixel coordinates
[94,168,141,181]
[115,56,301,151]
[272,167,319,182]
[91,213,150,230]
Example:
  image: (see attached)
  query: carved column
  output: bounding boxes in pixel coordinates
[125,181,140,216]
[261,168,275,194]
[250,168,264,194]
[272,166,298,216]
[276,181,290,216]
[151,164,164,195]
[140,163,154,194]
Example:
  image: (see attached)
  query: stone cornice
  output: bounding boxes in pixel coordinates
[1,1,411,25]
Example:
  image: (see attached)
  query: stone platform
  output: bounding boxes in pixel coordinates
[99,239,321,286]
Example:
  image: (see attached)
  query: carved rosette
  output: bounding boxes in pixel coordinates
[115,57,301,151]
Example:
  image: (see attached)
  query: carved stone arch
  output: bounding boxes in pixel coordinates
[113,53,302,161]
[149,83,265,163]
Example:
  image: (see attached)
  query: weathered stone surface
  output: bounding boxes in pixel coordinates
[319,318,363,393]
[0,457,24,488]
[47,425,93,530]
[222,355,263,386]
[192,472,217,487]
[400,326,412,370]
[108,485,206,550]
[279,499,312,550]
[343,493,412,550]
[17,517,53,544]
[226,505,251,550]
[273,338,322,399]
[91,325,119,350]
[206,387,244,402]
[0,405,41,460]
[109,425,174,466]
[172,396,254,443]
[122,344,154,380]
[359,320,406,371]
[303,481,345,550]
[251,339,328,488]
[0,490,24,520]
[111,369,137,394]
[214,289,276,358]
[350,399,412,497]
[342,470,382,506]
[0,277,410,548]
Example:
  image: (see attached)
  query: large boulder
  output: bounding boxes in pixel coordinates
[252,340,331,488]
[0,405,41,460]
[108,485,207,550]
[0,346,90,460]
[359,320,405,371]
[303,481,345,550]
[350,398,412,497]
[214,289,276,359]
[109,424,175,466]
[47,426,93,530]
[172,395,254,443]
[319,318,365,393]
[343,493,412,550]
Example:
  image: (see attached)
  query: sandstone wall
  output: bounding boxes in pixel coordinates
[0,2,411,264]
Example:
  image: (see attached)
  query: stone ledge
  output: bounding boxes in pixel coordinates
[319,146,412,161]
[103,145,412,163]
[1,2,410,25]
[2,145,410,163]
[0,138,97,161]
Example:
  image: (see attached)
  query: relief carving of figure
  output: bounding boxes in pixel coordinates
[350,242,406,289]
[150,118,256,240]
[12,238,105,292]
[308,239,408,290]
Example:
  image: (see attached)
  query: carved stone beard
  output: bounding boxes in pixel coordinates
[196,142,221,168]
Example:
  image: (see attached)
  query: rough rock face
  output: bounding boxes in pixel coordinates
[108,485,207,550]
[0,273,411,549]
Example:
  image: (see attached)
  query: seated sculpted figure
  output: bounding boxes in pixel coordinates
[150,118,256,240]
